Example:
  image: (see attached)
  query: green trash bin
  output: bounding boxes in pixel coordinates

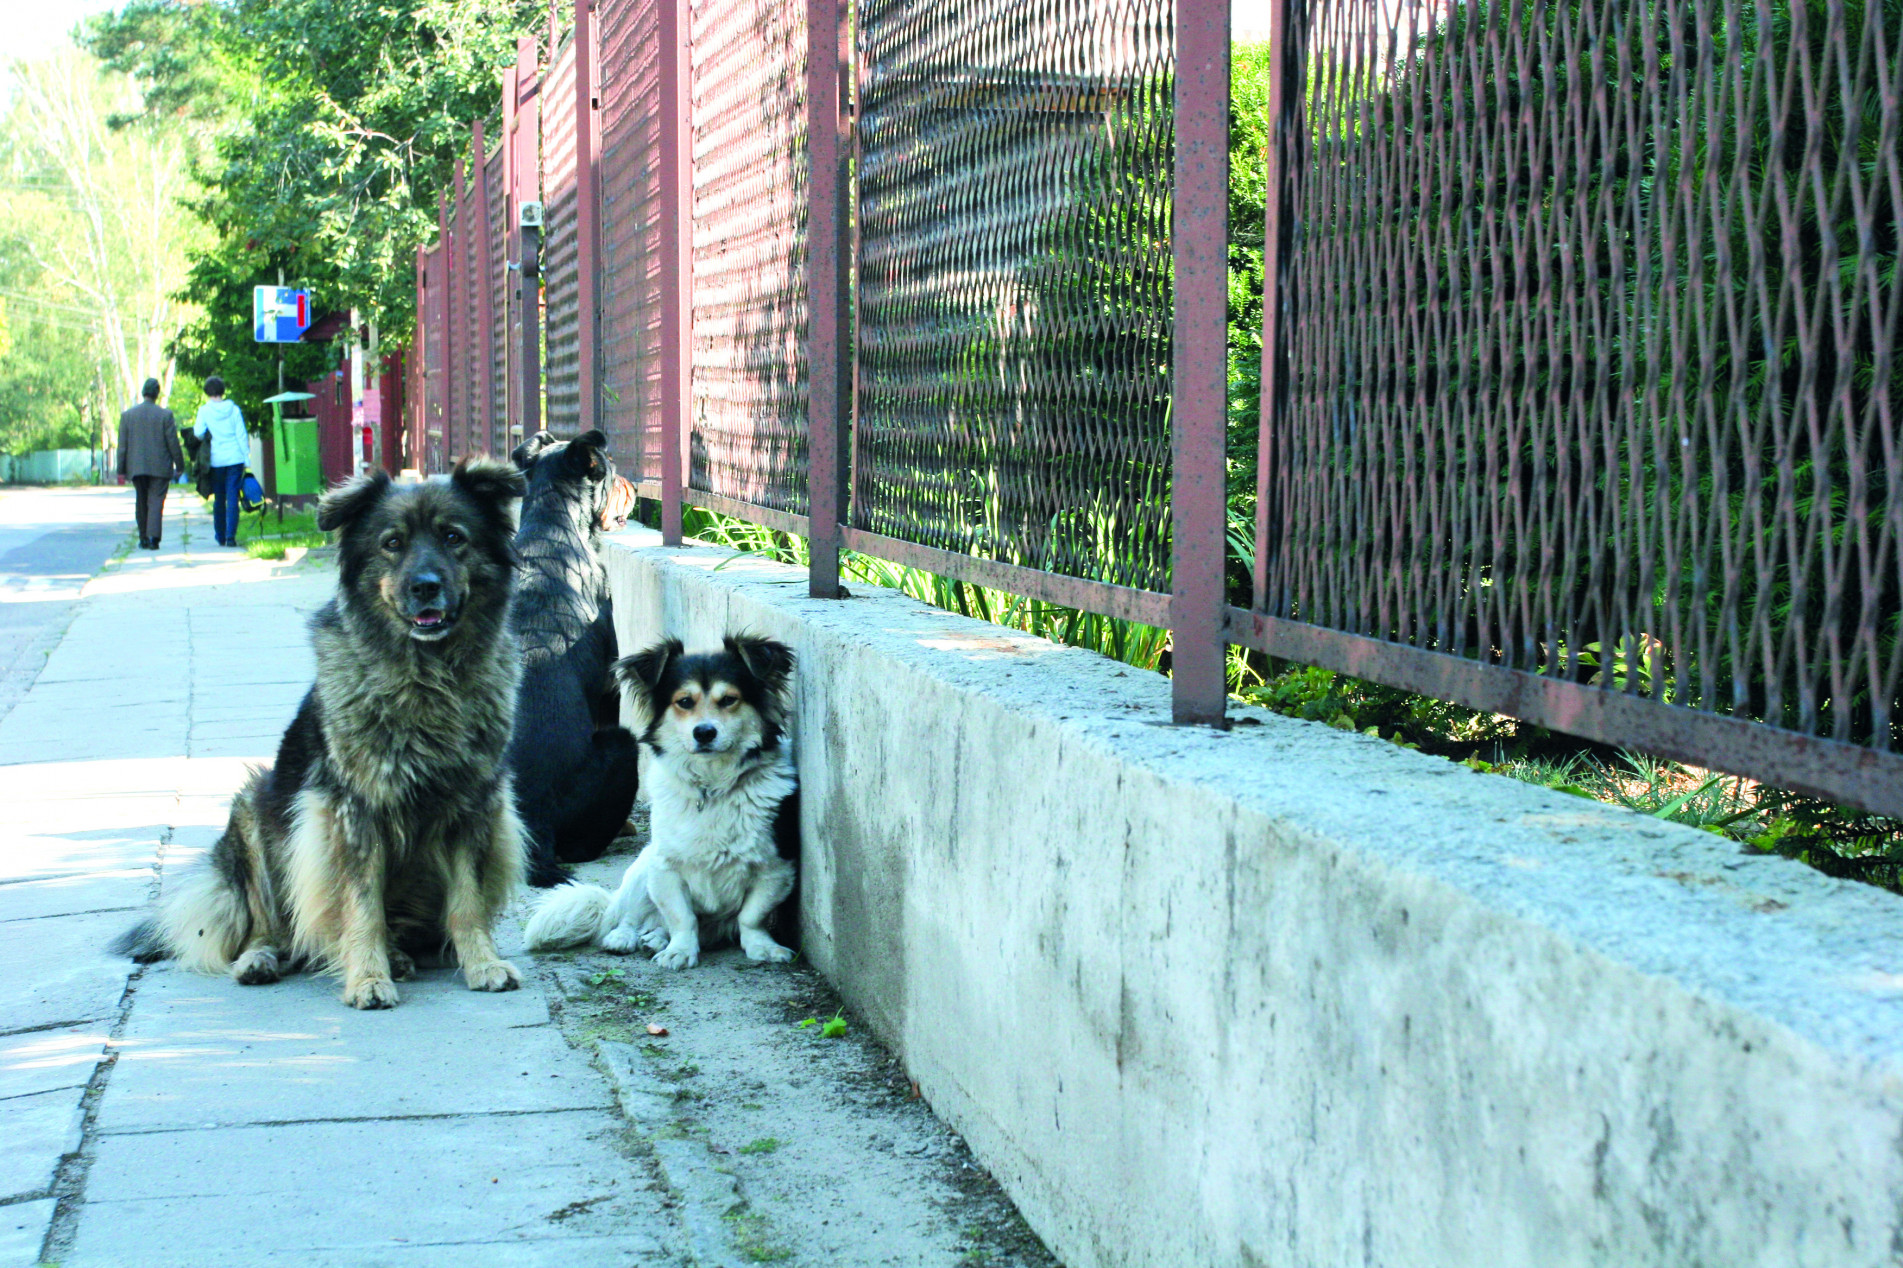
[275,417,321,496]
[262,391,320,498]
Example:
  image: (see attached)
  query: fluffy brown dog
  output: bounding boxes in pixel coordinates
[113,460,529,1009]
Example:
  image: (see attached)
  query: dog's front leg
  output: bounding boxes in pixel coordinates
[445,826,522,993]
[736,860,796,963]
[646,865,701,969]
[336,824,398,1009]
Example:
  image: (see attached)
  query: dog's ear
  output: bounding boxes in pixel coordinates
[564,429,612,481]
[726,635,794,699]
[317,469,392,532]
[453,456,528,509]
[613,637,683,703]
[510,430,557,472]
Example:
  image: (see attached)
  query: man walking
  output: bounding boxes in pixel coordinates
[192,376,249,548]
[117,378,184,550]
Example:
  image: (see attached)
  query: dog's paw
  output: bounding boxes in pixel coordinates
[389,948,416,980]
[343,976,400,1010]
[465,959,522,992]
[640,927,669,952]
[231,947,281,985]
[740,933,796,964]
[652,942,700,970]
[600,925,641,955]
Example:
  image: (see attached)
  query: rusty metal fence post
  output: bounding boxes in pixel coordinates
[1170,4,1231,726]
[657,0,690,544]
[805,0,847,599]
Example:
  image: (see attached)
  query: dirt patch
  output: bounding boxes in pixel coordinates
[521,837,1060,1268]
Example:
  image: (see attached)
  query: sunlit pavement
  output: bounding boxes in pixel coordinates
[0,494,672,1267]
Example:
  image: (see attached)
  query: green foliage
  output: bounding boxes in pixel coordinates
[0,300,95,455]
[221,505,323,559]
[84,0,546,372]
[737,1137,781,1155]
[679,505,1172,673]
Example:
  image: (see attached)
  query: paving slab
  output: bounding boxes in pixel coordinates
[0,1199,56,1268]
[0,910,133,1031]
[0,1023,109,1099]
[65,1113,674,1268]
[0,829,167,885]
[100,966,612,1132]
[0,870,149,923]
[0,1086,84,1203]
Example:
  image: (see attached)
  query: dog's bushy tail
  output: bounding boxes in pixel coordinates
[110,776,262,973]
[523,883,613,950]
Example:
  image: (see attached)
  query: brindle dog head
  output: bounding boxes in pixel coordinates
[319,459,526,645]
[511,429,615,533]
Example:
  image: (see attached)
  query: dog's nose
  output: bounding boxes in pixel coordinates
[408,573,443,604]
[692,723,718,747]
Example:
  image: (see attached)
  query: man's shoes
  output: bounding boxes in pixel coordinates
[137,538,150,550]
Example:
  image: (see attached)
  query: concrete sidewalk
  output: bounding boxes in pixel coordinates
[0,494,1057,1268]
[0,497,672,1266]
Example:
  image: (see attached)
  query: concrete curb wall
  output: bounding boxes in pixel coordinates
[602,525,1903,1268]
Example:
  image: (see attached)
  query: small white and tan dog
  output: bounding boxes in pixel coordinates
[523,635,798,969]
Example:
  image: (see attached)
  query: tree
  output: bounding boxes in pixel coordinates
[0,46,203,454]
[86,0,544,355]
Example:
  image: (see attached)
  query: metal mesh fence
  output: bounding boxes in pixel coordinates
[850,0,1177,593]
[599,0,664,484]
[688,0,809,514]
[1259,0,1902,763]
[485,140,510,458]
[544,37,582,438]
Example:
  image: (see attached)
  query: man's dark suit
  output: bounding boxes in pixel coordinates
[118,399,183,547]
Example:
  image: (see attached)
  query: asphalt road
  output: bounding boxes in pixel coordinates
[0,487,138,725]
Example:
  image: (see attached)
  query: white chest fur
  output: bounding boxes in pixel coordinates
[645,747,795,906]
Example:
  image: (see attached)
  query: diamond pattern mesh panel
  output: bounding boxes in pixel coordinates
[852,0,1176,592]
[544,39,582,438]
[689,0,809,514]
[599,0,664,484]
[1263,0,1902,750]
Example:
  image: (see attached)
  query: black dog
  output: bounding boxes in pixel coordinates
[508,429,640,887]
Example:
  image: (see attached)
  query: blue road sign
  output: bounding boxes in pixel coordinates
[253,286,312,343]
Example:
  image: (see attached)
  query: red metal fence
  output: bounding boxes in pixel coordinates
[414,0,1902,817]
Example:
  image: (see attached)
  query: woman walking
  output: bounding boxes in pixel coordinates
[192,377,248,548]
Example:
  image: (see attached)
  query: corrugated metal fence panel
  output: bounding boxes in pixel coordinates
[851,0,1176,593]
[485,142,511,459]
[487,142,517,458]
[688,0,809,514]
[311,371,354,487]
[544,38,582,438]
[452,182,476,461]
[598,0,664,484]
[422,242,449,474]
[1261,0,1902,770]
